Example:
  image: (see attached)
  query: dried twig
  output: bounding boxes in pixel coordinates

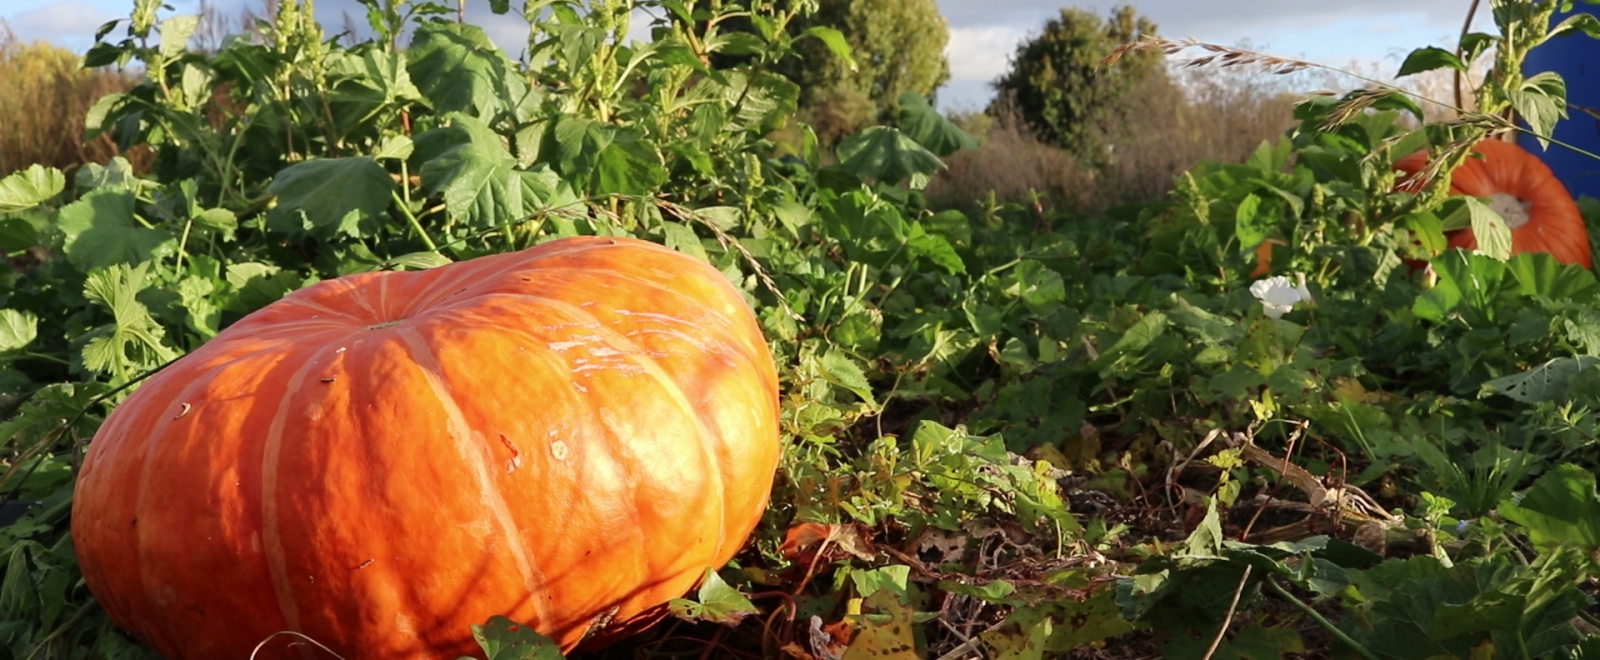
[1200,564,1253,660]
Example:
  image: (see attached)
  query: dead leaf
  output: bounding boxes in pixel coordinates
[807,615,855,660]
[841,592,920,660]
[782,522,876,564]
[915,528,969,565]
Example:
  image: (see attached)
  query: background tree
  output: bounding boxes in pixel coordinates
[775,0,952,144]
[989,4,1166,165]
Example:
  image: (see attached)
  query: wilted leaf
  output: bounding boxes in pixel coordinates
[841,592,920,660]
[1478,356,1600,404]
[782,522,876,563]
[667,569,759,626]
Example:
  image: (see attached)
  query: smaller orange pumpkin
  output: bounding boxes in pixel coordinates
[1250,238,1286,278]
[1393,138,1592,269]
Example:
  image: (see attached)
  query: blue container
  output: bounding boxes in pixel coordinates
[1518,4,1600,202]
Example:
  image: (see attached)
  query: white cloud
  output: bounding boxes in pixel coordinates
[937,24,1031,110]
[4,1,120,49]
[945,25,1025,85]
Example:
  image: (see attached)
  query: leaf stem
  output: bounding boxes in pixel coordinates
[391,190,438,253]
[19,352,70,365]
[1264,576,1380,660]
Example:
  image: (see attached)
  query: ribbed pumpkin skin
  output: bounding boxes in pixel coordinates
[71,236,782,660]
[1394,138,1593,268]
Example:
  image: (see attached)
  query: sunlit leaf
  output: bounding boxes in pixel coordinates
[56,190,175,272]
[0,165,65,214]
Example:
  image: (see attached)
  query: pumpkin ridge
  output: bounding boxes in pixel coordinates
[326,276,382,321]
[259,346,334,640]
[486,292,735,564]
[393,326,552,623]
[274,297,370,328]
[500,265,748,336]
[475,291,738,628]
[579,311,732,587]
[120,372,216,655]
[122,339,336,656]
[406,252,533,312]
[490,272,764,373]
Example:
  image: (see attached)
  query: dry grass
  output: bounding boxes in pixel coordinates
[0,21,143,179]
[927,58,1303,214]
[927,36,1496,216]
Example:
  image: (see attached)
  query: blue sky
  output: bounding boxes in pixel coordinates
[1,0,1493,110]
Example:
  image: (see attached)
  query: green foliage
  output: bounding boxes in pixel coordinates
[989,4,1164,164]
[459,616,565,660]
[769,0,952,143]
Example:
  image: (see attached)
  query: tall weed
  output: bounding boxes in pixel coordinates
[0,22,141,177]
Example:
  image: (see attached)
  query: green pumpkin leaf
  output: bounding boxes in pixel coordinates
[56,189,175,272]
[74,156,146,193]
[460,615,565,660]
[1504,251,1599,301]
[0,310,39,352]
[408,23,538,123]
[266,157,394,240]
[1463,195,1513,260]
[0,164,65,214]
[419,115,581,229]
[835,126,946,190]
[1499,464,1600,555]
[0,218,38,253]
[80,262,181,382]
[1396,46,1465,77]
[896,91,977,157]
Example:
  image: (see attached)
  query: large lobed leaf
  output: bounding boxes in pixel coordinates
[266,157,395,240]
[418,114,581,230]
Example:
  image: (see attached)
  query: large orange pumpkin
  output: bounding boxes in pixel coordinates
[1393,138,1592,269]
[72,236,782,660]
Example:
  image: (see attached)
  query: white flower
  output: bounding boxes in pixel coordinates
[1249,274,1313,319]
